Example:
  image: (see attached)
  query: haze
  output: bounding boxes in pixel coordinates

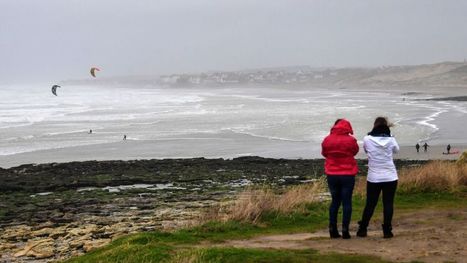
[1,0,467,83]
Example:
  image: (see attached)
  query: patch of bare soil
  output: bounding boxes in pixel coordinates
[221,209,466,263]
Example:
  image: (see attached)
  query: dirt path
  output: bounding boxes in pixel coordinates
[220,209,467,263]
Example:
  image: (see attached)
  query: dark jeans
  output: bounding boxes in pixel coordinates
[360,180,398,226]
[326,175,355,229]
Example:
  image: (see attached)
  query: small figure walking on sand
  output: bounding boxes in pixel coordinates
[415,143,420,153]
[447,144,451,154]
[123,135,127,140]
[423,142,429,152]
[89,129,93,134]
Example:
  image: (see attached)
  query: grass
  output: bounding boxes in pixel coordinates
[397,160,467,193]
[66,191,465,263]
[66,161,467,263]
[71,247,391,263]
[205,178,327,223]
[354,160,467,196]
[183,248,391,263]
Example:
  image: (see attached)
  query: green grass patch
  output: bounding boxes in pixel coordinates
[66,191,465,263]
[68,247,390,263]
[66,234,175,263]
[191,248,389,263]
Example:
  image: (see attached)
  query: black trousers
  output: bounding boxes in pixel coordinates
[327,176,355,229]
[360,180,398,226]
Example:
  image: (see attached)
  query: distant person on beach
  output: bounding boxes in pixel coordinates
[123,135,127,140]
[89,129,92,134]
[415,143,420,153]
[321,119,359,239]
[357,117,399,239]
[423,142,429,152]
[447,144,451,154]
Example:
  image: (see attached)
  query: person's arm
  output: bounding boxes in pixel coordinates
[321,138,328,158]
[352,138,359,156]
[363,137,369,154]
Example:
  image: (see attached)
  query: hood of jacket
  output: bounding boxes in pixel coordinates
[367,135,393,148]
[331,119,354,135]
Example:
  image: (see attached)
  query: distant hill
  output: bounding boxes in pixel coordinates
[62,61,467,88]
[336,61,467,87]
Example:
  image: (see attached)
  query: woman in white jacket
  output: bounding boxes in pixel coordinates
[357,117,399,238]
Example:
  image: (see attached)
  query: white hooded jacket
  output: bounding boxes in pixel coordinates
[363,135,400,183]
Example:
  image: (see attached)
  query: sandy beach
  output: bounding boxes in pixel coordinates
[0,137,464,168]
[394,145,466,160]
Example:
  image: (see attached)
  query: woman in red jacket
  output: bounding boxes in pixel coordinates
[321,119,359,239]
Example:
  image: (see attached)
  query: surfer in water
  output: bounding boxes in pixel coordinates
[423,142,429,152]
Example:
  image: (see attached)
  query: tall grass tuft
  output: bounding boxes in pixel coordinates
[206,178,327,223]
[355,160,467,195]
[398,160,467,193]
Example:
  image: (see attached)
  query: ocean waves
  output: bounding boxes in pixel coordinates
[0,84,465,159]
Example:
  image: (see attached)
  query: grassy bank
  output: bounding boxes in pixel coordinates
[66,160,466,263]
[66,192,465,263]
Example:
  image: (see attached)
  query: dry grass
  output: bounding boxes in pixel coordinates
[204,178,327,223]
[355,161,467,196]
[204,160,467,223]
[457,151,467,165]
[398,161,467,193]
[353,177,367,197]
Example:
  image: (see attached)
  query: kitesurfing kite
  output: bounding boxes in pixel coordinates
[51,85,61,96]
[90,67,100,78]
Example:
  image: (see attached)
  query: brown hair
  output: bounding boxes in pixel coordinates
[373,117,393,128]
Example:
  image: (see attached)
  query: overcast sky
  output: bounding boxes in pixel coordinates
[1,0,467,83]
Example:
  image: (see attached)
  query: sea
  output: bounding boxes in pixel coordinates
[0,83,465,167]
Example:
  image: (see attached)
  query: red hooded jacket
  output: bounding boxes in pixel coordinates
[321,119,359,176]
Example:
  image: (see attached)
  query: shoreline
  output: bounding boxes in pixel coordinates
[1,142,464,169]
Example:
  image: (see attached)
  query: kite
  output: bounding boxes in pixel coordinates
[90,67,100,78]
[51,85,61,96]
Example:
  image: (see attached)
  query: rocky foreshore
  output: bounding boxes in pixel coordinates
[0,157,426,262]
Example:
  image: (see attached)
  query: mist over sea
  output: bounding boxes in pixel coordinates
[0,84,465,167]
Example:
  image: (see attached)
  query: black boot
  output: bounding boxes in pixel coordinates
[356,221,368,237]
[329,224,341,238]
[342,225,351,239]
[382,224,393,238]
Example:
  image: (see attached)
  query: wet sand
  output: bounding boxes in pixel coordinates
[359,145,466,160]
[0,132,317,168]
[0,133,464,168]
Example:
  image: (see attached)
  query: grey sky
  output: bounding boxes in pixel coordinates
[1,0,467,83]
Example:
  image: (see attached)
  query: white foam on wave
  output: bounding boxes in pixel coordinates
[221,128,307,143]
[44,129,91,136]
[0,122,35,130]
[4,135,35,141]
[336,105,366,110]
[413,103,449,131]
[437,101,467,114]
[229,94,310,103]
[175,109,218,115]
